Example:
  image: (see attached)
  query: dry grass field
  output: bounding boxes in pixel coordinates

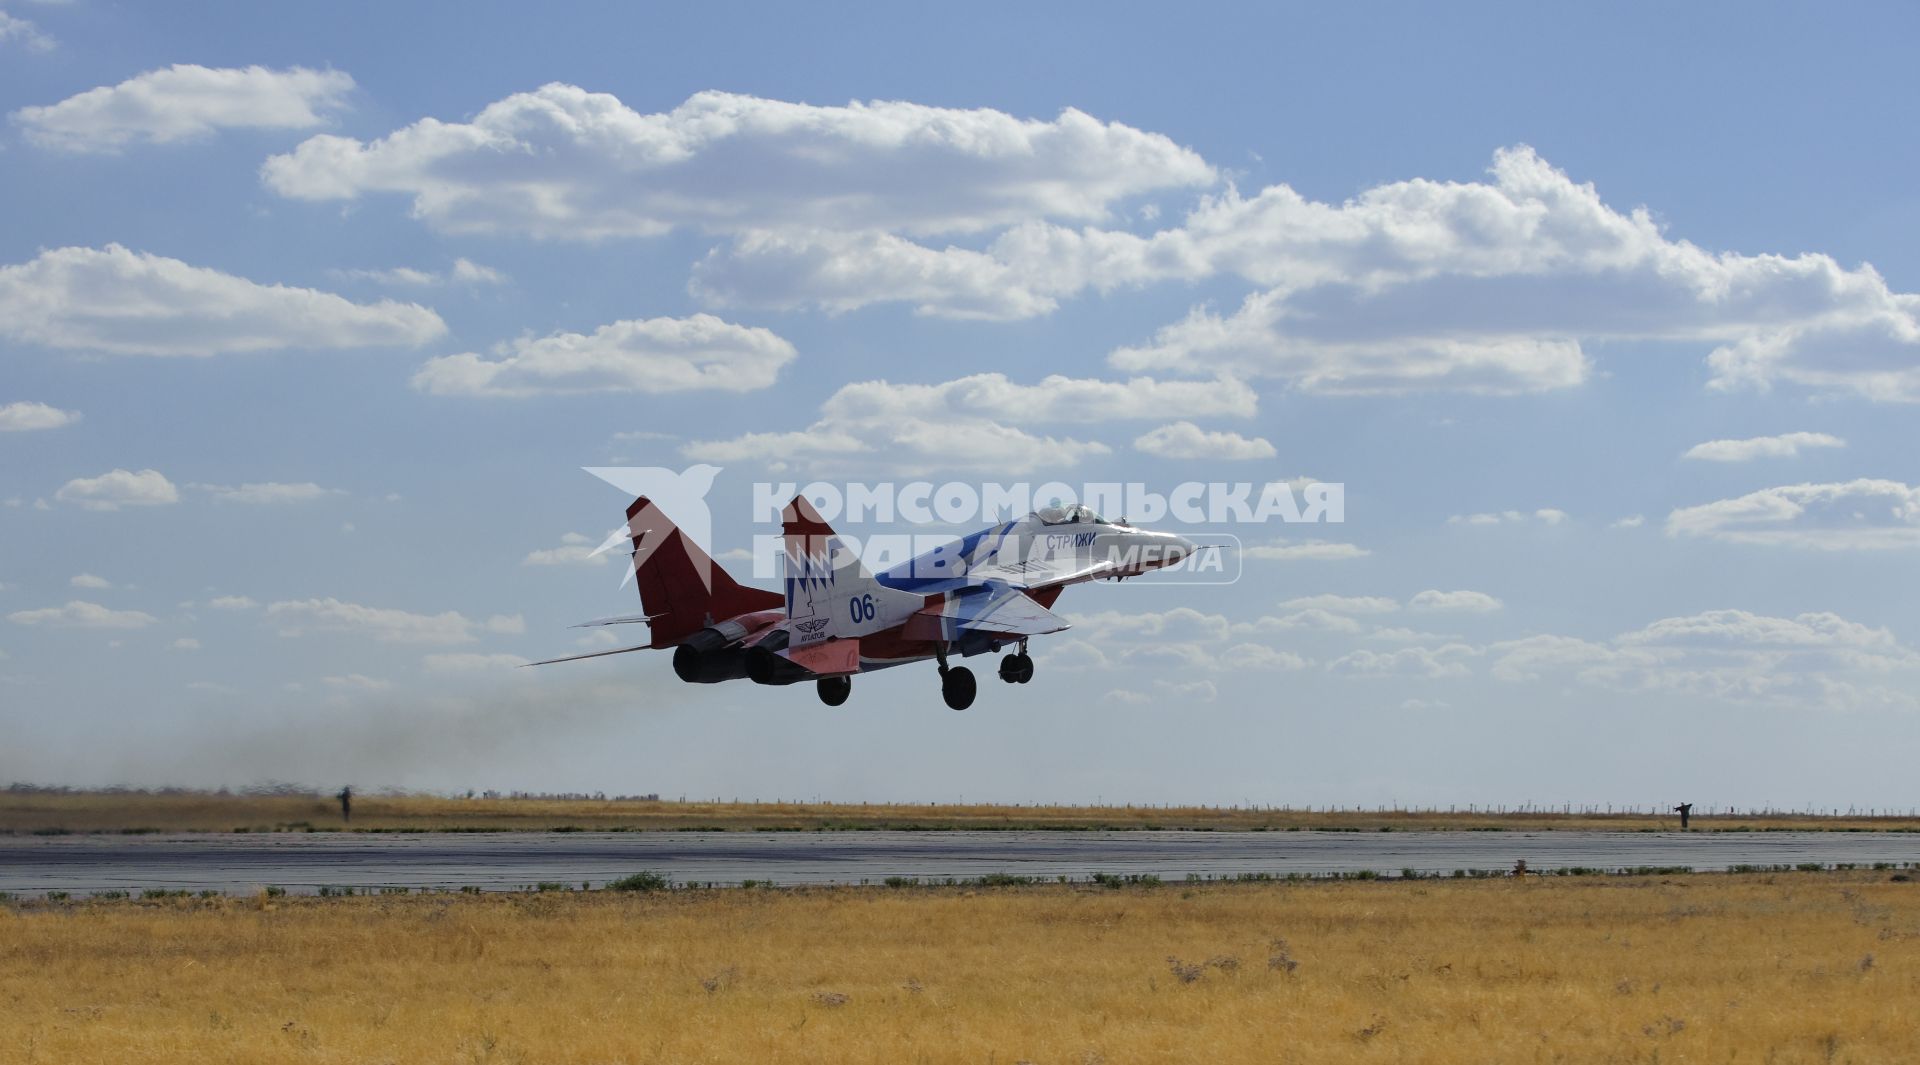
[6,789,1918,835]
[4,872,1918,1063]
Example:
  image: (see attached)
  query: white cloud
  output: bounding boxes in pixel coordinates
[422,652,530,672]
[1261,608,1366,634]
[12,65,353,152]
[7,600,156,628]
[55,468,179,510]
[1682,431,1846,462]
[1103,678,1219,705]
[1617,609,1905,654]
[484,614,525,635]
[0,401,79,431]
[1277,594,1398,614]
[1241,539,1370,561]
[1610,515,1646,529]
[172,637,200,651]
[195,482,339,504]
[262,87,1213,239]
[266,598,493,645]
[332,257,509,288]
[686,372,1230,474]
[1408,589,1503,613]
[1487,609,1920,709]
[724,144,1920,399]
[0,245,445,356]
[0,10,52,52]
[1328,644,1479,679]
[1666,479,1920,550]
[207,595,257,610]
[523,532,611,566]
[1133,421,1275,460]
[68,573,110,589]
[1448,508,1569,527]
[413,314,795,397]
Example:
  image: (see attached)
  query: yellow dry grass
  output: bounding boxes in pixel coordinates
[4,873,1918,1063]
[6,790,1917,835]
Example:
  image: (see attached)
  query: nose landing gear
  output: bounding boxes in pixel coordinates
[816,675,851,706]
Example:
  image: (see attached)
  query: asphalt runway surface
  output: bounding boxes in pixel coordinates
[6,830,1918,895]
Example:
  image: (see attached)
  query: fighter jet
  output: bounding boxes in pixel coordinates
[530,494,1198,709]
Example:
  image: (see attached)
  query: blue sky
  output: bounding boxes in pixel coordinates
[3,2,1918,808]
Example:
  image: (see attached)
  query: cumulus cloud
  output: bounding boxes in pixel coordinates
[263,87,1212,239]
[721,144,1920,398]
[194,482,339,504]
[0,245,445,356]
[1408,589,1503,613]
[331,258,509,288]
[0,10,52,52]
[206,595,257,610]
[0,401,80,432]
[55,468,179,510]
[1133,421,1275,460]
[68,573,110,589]
[265,598,519,645]
[7,600,156,628]
[1682,431,1845,462]
[12,65,354,152]
[413,314,796,397]
[523,532,611,566]
[684,373,1246,474]
[1448,508,1569,527]
[1327,644,1479,679]
[1240,539,1370,561]
[1277,594,1398,614]
[1666,479,1920,550]
[1488,608,1920,708]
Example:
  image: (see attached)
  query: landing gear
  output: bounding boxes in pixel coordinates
[817,675,851,706]
[998,653,1034,684]
[935,643,977,711]
[941,666,977,711]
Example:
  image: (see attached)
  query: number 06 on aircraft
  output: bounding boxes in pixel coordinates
[529,494,1201,710]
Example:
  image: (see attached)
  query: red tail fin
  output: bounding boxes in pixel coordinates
[625,496,779,647]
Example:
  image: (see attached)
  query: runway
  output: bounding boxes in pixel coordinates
[4,830,1914,895]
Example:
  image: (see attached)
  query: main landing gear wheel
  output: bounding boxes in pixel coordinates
[941,666,977,711]
[998,654,1034,684]
[817,675,851,706]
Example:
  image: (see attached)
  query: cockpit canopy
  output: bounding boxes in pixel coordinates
[1035,503,1110,526]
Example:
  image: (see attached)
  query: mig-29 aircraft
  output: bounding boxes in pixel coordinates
[530,494,1198,709]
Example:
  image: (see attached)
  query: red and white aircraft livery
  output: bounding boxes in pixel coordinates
[531,494,1199,709]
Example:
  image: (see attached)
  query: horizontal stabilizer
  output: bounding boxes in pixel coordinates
[904,586,1068,642]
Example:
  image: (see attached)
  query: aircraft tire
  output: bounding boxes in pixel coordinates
[1014,654,1034,684]
[817,675,851,706]
[942,666,977,711]
[998,654,1024,684]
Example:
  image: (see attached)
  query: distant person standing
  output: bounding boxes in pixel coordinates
[1673,802,1692,830]
[338,786,353,824]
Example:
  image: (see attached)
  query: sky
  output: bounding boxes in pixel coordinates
[3,2,1918,809]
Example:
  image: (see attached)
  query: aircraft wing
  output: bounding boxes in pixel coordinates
[958,554,1121,591]
[903,583,1070,643]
